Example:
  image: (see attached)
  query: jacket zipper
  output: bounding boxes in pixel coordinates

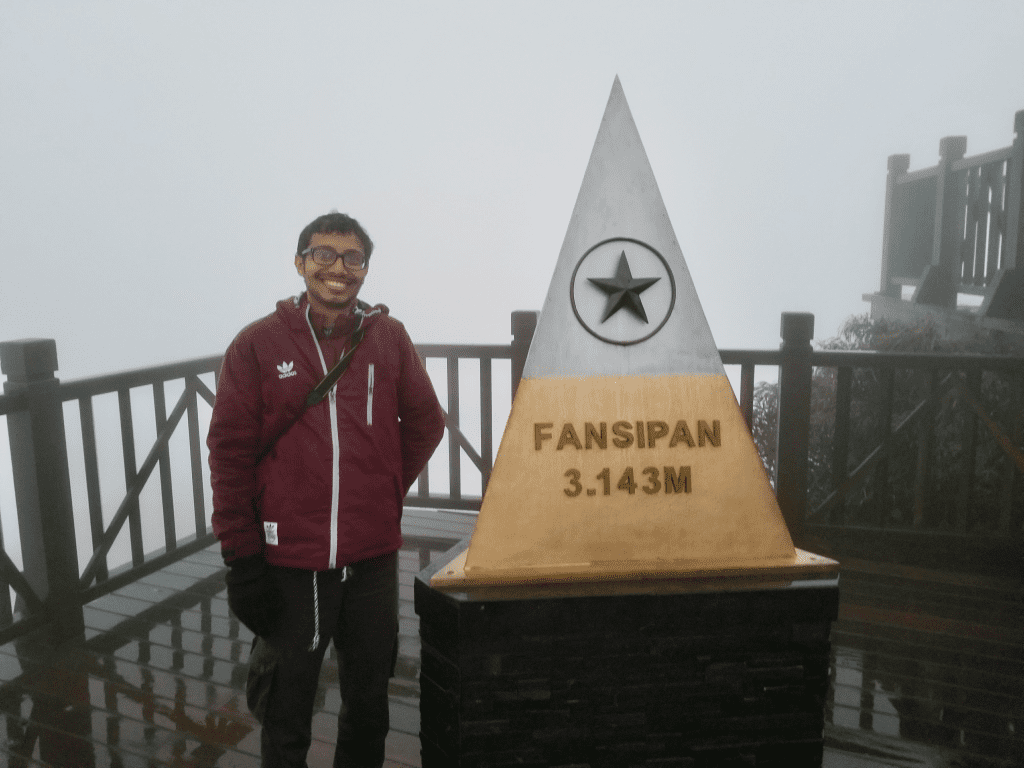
[367,364,375,425]
[305,308,341,570]
[327,389,340,568]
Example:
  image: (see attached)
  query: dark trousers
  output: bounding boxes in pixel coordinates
[251,552,399,768]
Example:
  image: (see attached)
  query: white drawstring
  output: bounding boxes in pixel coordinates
[309,572,321,651]
[308,566,349,652]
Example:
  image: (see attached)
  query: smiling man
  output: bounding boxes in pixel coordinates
[207,212,445,768]
[296,229,368,331]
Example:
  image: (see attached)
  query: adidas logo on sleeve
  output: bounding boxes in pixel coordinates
[277,361,297,379]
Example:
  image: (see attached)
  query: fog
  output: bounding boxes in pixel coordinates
[2,1,1022,381]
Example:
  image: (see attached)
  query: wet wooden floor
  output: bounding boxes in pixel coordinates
[0,509,1018,767]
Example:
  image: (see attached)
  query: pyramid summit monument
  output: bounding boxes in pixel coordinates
[432,78,837,588]
[416,79,840,765]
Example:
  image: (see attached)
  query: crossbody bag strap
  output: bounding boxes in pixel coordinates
[304,326,366,407]
[256,326,367,463]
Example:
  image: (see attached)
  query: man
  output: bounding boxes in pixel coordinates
[208,212,445,767]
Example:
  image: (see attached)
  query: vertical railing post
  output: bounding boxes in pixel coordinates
[510,310,538,400]
[1003,110,1024,273]
[0,527,12,625]
[955,369,982,533]
[879,153,910,298]
[874,369,895,527]
[912,370,938,529]
[830,366,852,525]
[739,364,755,430]
[0,339,84,644]
[774,313,814,540]
[997,368,1023,532]
[981,110,1024,319]
[915,136,967,307]
[447,356,461,501]
[935,135,968,277]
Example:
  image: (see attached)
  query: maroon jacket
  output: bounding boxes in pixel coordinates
[208,294,445,570]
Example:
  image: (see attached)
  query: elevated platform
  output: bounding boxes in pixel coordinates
[0,508,1016,767]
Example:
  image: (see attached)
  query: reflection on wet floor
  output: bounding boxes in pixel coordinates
[0,544,432,768]
[0,537,1018,767]
[0,550,256,767]
[832,648,904,737]
[826,559,1022,767]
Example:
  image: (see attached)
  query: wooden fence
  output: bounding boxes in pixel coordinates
[0,310,1020,645]
[873,109,1024,322]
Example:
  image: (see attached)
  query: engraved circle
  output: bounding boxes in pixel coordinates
[569,238,676,346]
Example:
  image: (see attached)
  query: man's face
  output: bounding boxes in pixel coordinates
[294,231,368,316]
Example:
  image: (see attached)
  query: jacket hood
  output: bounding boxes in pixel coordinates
[275,293,389,334]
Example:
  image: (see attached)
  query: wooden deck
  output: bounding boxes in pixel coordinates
[0,508,1018,767]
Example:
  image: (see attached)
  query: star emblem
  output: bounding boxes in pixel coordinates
[587,251,661,323]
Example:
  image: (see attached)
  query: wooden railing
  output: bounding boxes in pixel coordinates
[735,315,1023,570]
[873,109,1024,321]
[798,347,1023,571]
[405,310,538,510]
[0,341,223,645]
[807,352,1023,528]
[0,312,538,646]
[1,310,1021,645]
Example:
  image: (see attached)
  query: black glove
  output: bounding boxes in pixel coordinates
[225,555,285,637]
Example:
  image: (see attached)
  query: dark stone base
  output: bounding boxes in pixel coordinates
[415,545,839,768]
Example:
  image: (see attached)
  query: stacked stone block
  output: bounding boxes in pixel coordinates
[416,567,838,768]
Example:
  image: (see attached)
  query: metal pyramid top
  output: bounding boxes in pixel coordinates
[524,76,725,380]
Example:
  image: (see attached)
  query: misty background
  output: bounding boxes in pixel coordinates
[1,2,1023,574]
[3,1,1023,379]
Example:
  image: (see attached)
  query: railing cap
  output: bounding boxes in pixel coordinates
[511,310,539,338]
[939,135,967,162]
[887,154,911,174]
[0,339,58,383]
[780,313,814,347]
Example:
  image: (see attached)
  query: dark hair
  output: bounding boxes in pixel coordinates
[296,212,374,262]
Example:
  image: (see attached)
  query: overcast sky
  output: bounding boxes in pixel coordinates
[2,0,1023,381]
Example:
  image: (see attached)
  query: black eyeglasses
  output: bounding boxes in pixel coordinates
[301,246,368,270]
